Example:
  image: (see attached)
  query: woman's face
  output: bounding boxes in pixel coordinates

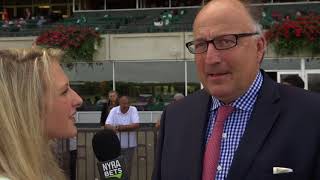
[108,92,118,103]
[45,61,83,139]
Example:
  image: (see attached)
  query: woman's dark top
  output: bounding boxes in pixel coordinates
[99,101,119,126]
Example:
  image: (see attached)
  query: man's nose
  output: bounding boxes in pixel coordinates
[205,42,222,64]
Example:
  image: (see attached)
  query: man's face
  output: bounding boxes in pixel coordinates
[119,97,129,113]
[193,0,265,104]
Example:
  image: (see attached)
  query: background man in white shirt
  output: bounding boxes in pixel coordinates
[105,95,140,179]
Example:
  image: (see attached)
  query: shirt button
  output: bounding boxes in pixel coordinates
[217,165,222,171]
[222,133,227,139]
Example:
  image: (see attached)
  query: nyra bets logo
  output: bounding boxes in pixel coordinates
[102,160,123,179]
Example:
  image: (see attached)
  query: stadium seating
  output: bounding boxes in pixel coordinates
[0,3,319,37]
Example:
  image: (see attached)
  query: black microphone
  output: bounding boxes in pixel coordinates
[92,129,128,180]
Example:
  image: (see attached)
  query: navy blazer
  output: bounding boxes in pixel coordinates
[152,71,320,180]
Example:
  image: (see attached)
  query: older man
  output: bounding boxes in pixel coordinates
[105,95,139,179]
[152,0,320,180]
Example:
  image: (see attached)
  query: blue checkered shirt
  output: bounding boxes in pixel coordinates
[205,72,263,180]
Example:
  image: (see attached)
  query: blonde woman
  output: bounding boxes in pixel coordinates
[0,49,82,180]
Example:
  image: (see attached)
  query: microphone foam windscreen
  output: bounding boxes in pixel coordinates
[92,129,121,161]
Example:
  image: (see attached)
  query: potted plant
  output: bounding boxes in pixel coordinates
[36,25,101,62]
[265,14,320,57]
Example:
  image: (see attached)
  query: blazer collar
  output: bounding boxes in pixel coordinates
[190,89,212,180]
[227,70,281,180]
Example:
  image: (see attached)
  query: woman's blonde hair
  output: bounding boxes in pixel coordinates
[0,48,67,180]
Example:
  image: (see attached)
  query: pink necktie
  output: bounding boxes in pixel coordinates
[202,105,234,180]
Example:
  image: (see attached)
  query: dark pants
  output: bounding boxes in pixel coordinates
[70,150,77,180]
[121,147,136,180]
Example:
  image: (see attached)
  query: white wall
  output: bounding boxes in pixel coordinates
[110,32,185,60]
[0,32,317,61]
[0,37,35,49]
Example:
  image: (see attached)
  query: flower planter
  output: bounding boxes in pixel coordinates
[36,25,101,63]
[265,14,320,58]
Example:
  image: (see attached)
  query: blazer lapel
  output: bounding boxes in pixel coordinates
[189,90,212,180]
[227,73,281,180]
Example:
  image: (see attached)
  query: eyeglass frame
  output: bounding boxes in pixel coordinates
[185,32,259,54]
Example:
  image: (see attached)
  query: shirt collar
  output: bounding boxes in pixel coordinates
[211,71,263,111]
[116,106,129,114]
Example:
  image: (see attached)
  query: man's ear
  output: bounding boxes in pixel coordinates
[256,36,267,64]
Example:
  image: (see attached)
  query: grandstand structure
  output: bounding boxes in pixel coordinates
[0,0,319,114]
[1,1,320,180]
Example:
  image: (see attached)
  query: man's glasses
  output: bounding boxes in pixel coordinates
[186,32,259,54]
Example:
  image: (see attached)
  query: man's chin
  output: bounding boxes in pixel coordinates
[204,84,222,96]
[206,87,231,101]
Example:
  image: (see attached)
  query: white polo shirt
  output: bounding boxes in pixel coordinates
[69,136,77,151]
[106,106,139,148]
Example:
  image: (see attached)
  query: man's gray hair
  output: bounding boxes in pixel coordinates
[255,23,263,35]
[173,93,185,101]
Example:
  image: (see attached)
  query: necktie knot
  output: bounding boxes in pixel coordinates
[215,105,234,123]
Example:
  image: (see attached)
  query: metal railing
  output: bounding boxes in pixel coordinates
[65,126,158,180]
